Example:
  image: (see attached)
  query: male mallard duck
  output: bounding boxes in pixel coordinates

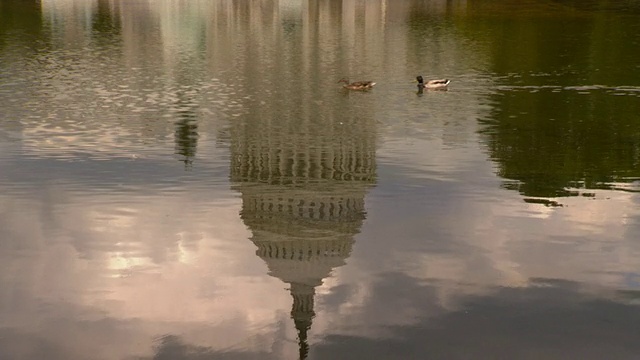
[417,75,450,90]
[338,78,376,90]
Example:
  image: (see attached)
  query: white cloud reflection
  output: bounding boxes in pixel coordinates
[0,186,304,359]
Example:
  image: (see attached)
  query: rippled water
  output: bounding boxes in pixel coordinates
[1,0,640,359]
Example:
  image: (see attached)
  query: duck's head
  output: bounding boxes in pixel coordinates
[416,75,424,83]
[338,78,349,84]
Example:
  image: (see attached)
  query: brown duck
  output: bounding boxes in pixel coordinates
[338,78,376,90]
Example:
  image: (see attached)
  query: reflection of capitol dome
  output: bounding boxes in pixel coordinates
[231,109,376,358]
[232,150,374,358]
[222,1,380,356]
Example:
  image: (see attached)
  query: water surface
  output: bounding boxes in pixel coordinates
[1,1,640,359]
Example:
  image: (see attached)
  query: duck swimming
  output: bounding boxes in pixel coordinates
[338,78,376,90]
[416,75,450,90]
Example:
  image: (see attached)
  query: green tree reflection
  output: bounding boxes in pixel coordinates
[173,94,199,169]
[480,90,640,198]
[465,1,640,198]
[0,0,42,48]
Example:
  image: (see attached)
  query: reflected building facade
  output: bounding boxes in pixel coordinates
[230,113,375,359]
[225,1,379,358]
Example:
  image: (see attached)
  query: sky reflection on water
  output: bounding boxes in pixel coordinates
[1,0,640,359]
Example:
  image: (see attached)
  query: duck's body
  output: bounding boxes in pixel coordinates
[339,78,376,90]
[417,75,450,90]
